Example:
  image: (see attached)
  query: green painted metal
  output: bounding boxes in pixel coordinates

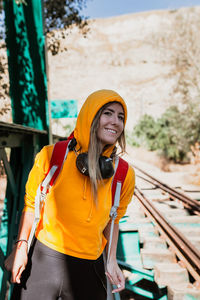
[51,100,78,119]
[1,1,50,298]
[0,139,35,299]
[0,124,63,299]
[3,0,49,132]
[117,219,167,299]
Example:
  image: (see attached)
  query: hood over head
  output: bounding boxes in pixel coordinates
[74,89,127,153]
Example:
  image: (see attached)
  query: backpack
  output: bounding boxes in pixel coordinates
[27,134,129,259]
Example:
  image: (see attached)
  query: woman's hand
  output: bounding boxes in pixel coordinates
[105,259,125,293]
[4,241,28,284]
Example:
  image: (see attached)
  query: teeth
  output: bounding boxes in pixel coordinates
[106,129,117,133]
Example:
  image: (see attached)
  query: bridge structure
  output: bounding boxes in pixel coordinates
[0,1,59,298]
[2,2,197,300]
[0,1,170,298]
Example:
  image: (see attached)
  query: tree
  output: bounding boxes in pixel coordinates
[0,0,88,116]
[44,0,88,33]
[150,7,200,106]
[44,0,89,55]
[0,0,88,33]
[135,7,200,162]
[131,103,200,163]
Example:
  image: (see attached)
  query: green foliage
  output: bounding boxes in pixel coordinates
[0,0,89,116]
[133,114,161,150]
[0,0,88,33]
[45,0,89,55]
[44,0,88,33]
[130,103,200,163]
[125,130,140,147]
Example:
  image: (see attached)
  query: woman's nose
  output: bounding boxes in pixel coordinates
[111,114,119,125]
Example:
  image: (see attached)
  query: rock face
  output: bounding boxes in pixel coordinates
[48,6,200,132]
[1,6,200,133]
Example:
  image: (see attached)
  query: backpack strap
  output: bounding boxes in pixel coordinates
[111,157,129,206]
[44,131,74,190]
[107,157,129,261]
[27,134,73,251]
[28,140,129,256]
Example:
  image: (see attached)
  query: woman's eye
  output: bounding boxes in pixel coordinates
[104,111,111,116]
[119,115,124,121]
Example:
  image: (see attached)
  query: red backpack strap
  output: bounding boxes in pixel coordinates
[111,157,129,206]
[46,132,74,187]
[28,133,74,251]
[107,157,129,260]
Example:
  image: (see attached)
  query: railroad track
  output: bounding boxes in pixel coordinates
[133,164,200,215]
[134,186,200,281]
[118,164,200,299]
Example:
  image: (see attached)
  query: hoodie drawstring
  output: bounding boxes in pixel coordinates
[87,199,94,222]
[83,177,87,200]
[82,177,94,222]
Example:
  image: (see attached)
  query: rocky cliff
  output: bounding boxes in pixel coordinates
[48,6,200,134]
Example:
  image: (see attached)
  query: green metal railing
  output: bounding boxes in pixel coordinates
[1,0,55,298]
[0,121,62,299]
[117,218,167,299]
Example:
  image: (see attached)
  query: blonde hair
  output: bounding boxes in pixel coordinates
[88,102,126,201]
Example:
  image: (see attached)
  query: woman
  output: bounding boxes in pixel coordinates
[5,89,135,300]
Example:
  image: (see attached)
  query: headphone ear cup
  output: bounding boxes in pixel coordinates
[76,153,89,176]
[99,156,114,179]
[76,153,114,179]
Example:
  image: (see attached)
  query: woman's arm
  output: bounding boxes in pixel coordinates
[104,222,125,293]
[103,165,134,292]
[4,211,34,283]
[4,147,51,283]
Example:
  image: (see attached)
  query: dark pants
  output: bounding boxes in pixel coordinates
[11,239,107,300]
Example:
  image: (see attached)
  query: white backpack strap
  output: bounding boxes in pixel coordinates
[27,143,70,252]
[41,165,58,193]
[107,181,122,262]
[107,156,121,262]
[27,165,58,251]
[27,184,42,251]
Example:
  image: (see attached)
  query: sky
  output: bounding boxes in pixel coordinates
[81,0,200,19]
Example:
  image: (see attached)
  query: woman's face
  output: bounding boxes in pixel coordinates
[97,102,124,148]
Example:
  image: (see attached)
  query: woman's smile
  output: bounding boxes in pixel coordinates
[97,102,124,148]
[105,128,117,134]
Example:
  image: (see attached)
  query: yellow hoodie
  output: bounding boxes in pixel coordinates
[24,90,135,260]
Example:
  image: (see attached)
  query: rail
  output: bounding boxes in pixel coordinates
[133,164,200,215]
[134,186,200,283]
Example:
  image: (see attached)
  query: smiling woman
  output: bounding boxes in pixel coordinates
[5,89,135,300]
[97,102,125,148]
